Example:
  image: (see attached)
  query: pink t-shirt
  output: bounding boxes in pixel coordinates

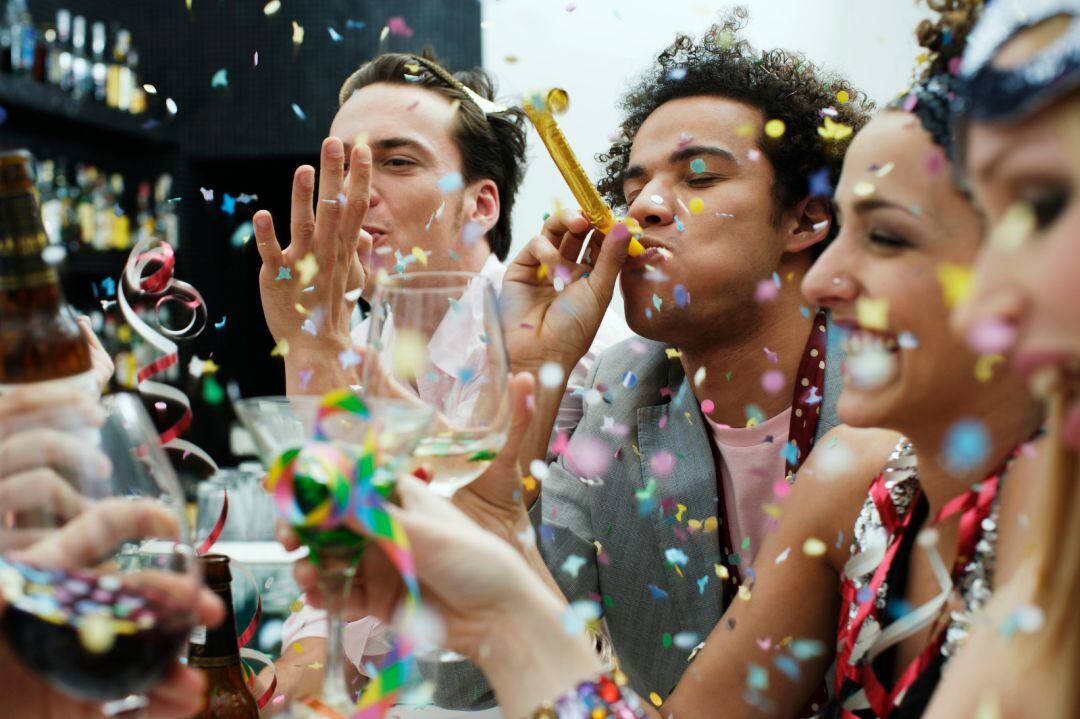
[704,408,791,566]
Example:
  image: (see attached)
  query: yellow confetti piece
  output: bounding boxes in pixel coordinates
[291,20,304,44]
[762,503,782,519]
[688,197,705,214]
[293,642,305,653]
[874,161,895,178]
[522,475,537,493]
[802,537,827,556]
[837,90,850,104]
[991,202,1036,251]
[294,302,309,316]
[703,516,718,533]
[937,262,973,308]
[391,329,429,380]
[289,599,305,613]
[764,119,786,139]
[715,563,729,580]
[628,237,645,257]
[200,359,220,376]
[675,504,687,522]
[411,246,429,266]
[817,116,853,142]
[975,354,1005,382]
[665,348,682,360]
[688,519,702,530]
[537,263,549,280]
[271,339,290,357]
[737,585,752,601]
[296,252,319,285]
[649,693,663,708]
[308,661,323,670]
[853,181,876,198]
[263,0,281,15]
[856,297,889,331]
[78,615,117,654]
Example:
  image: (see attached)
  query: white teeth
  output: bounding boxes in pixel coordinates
[842,330,899,390]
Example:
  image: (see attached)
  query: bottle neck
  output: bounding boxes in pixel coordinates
[188,581,242,669]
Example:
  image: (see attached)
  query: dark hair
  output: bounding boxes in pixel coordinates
[597,8,873,245]
[338,50,526,260]
[888,0,984,158]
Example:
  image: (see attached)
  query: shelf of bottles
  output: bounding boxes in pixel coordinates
[0,2,175,142]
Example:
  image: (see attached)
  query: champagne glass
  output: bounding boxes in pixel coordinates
[233,393,432,714]
[363,272,512,498]
[0,392,200,717]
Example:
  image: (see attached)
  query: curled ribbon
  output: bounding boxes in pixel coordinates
[117,236,217,473]
[264,390,421,719]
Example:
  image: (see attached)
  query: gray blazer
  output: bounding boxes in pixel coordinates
[425,326,843,708]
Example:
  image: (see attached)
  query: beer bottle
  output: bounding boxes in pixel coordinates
[0,150,94,393]
[188,554,260,719]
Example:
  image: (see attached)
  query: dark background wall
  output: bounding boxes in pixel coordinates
[1,0,481,466]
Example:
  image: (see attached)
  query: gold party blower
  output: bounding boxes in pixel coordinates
[522,89,645,258]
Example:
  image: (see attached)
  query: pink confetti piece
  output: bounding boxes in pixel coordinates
[700,399,715,414]
[755,279,779,303]
[649,449,676,477]
[762,370,786,394]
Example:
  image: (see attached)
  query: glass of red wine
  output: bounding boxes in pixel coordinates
[0,392,200,717]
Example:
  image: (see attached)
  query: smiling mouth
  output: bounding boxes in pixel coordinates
[841,327,900,390]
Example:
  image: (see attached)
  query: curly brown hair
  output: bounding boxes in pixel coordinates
[338,50,527,261]
[914,0,983,79]
[597,8,873,239]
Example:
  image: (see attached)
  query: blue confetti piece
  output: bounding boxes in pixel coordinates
[690,159,706,173]
[774,655,801,680]
[808,167,833,197]
[345,19,366,30]
[539,523,556,542]
[210,68,228,88]
[697,575,709,595]
[437,172,463,193]
[674,284,689,308]
[667,67,687,81]
[772,271,781,287]
[291,103,307,121]
[220,193,236,216]
[0,105,7,124]
[457,366,476,384]
[943,419,990,474]
[664,548,689,567]
[673,631,700,649]
[799,306,811,318]
[327,26,343,41]
[779,441,799,466]
[621,371,638,389]
[674,215,685,232]
[652,293,663,311]
[856,585,874,604]
[214,316,227,330]
[789,639,826,660]
[275,267,291,281]
[99,277,116,298]
[648,584,669,600]
[747,663,769,691]
[561,554,587,579]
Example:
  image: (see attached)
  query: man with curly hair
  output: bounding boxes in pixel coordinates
[431,13,873,708]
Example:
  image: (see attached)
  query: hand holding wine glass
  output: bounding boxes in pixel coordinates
[0,388,223,719]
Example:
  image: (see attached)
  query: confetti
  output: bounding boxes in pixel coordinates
[990,202,1035,251]
[775,547,791,564]
[874,161,895,178]
[966,319,1016,354]
[700,399,714,414]
[664,548,688,566]
[761,370,785,394]
[855,297,889,330]
[764,119,786,139]
[564,435,612,478]
[437,172,463,193]
[263,0,281,15]
[387,16,414,37]
[802,538,827,556]
[296,253,319,285]
[561,555,587,579]
[747,663,769,691]
[817,117,853,142]
[539,362,565,388]
[338,348,361,369]
[836,90,850,104]
[291,21,304,45]
[808,167,833,197]
[621,371,638,389]
[755,278,779,303]
[275,267,291,281]
[291,103,306,121]
[649,693,663,707]
[271,339,290,357]
[937,262,973,308]
[673,284,690,307]
[943,419,989,474]
[853,181,875,198]
[210,68,228,88]
[648,584,669,600]
[688,197,705,214]
[650,450,676,477]
[327,26,342,42]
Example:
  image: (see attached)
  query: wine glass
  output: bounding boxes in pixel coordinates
[363,271,512,498]
[233,393,433,715]
[0,392,200,717]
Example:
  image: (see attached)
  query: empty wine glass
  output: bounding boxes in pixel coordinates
[0,392,200,717]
